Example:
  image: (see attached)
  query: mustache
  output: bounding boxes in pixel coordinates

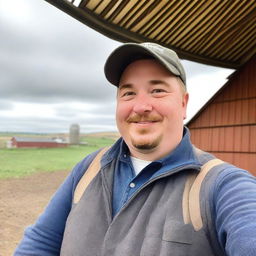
[126,114,162,123]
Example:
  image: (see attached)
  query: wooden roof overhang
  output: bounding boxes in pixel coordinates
[45,0,256,69]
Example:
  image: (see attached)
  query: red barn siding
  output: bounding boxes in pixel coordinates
[15,142,67,148]
[188,56,256,175]
[11,138,68,148]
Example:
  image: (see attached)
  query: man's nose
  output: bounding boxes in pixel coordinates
[133,94,153,114]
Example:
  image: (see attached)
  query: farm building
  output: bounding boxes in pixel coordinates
[9,137,68,148]
[187,56,256,175]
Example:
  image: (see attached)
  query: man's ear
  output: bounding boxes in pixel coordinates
[182,93,189,120]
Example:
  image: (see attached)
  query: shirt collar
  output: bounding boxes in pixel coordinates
[155,127,200,168]
[101,127,200,169]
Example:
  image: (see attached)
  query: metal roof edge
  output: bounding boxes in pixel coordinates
[44,0,240,69]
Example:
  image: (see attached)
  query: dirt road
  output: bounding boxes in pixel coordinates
[0,170,69,256]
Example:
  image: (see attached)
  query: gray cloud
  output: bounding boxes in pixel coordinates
[0,0,119,105]
[0,113,116,134]
[0,100,14,111]
[55,101,116,118]
[0,54,117,103]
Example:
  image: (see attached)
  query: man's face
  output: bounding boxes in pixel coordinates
[116,59,189,160]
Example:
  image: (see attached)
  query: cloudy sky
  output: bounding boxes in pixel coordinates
[0,0,234,134]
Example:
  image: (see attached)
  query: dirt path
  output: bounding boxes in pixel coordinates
[0,170,69,256]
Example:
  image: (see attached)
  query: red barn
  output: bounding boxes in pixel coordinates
[187,56,256,175]
[10,137,68,148]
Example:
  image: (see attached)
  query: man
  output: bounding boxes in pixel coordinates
[15,42,256,255]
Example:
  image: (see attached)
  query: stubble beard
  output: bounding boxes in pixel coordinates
[131,132,162,150]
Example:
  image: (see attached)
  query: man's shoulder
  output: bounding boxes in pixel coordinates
[199,157,255,210]
[192,146,216,165]
[69,149,104,186]
[192,147,254,200]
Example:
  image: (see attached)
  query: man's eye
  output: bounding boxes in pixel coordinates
[122,91,135,97]
[152,89,166,93]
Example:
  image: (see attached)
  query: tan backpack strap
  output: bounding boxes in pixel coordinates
[182,172,197,224]
[189,159,224,230]
[73,147,109,204]
[183,158,224,230]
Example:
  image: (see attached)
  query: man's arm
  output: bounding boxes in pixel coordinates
[213,168,256,256]
[14,152,98,256]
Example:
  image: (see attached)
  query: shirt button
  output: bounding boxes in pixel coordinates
[124,154,127,158]
[129,182,136,188]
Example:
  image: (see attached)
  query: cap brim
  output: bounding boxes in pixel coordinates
[104,43,181,86]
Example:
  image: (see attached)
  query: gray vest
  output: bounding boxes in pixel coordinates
[61,152,225,256]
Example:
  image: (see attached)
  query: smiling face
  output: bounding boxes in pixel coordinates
[116,59,189,161]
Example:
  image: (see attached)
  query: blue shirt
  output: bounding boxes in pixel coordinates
[14,128,256,256]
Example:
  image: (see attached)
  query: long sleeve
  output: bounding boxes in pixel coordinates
[14,152,97,256]
[213,168,256,256]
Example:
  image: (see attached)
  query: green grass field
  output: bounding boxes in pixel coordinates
[0,135,117,179]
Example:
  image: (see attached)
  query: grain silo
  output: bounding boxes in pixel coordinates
[69,124,80,145]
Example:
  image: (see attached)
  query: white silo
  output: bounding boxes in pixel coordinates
[69,124,80,145]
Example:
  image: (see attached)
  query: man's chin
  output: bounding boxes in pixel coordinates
[135,144,155,150]
[131,139,159,150]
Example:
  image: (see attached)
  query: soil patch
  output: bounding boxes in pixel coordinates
[0,170,69,256]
